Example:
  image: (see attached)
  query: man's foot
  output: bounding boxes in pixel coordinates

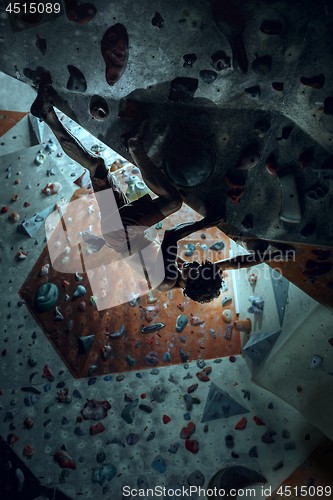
[30,81,55,120]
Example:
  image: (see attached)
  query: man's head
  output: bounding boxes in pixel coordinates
[182,260,223,303]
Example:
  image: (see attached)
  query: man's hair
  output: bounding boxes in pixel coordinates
[183,260,223,304]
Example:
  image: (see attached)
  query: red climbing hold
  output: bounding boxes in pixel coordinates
[180,421,196,439]
[235,417,247,430]
[187,383,198,394]
[185,439,199,454]
[253,416,265,426]
[163,414,171,424]
[90,422,105,435]
[42,364,55,382]
[54,449,76,469]
[196,371,210,382]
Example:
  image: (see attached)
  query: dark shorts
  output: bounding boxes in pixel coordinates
[91,173,164,255]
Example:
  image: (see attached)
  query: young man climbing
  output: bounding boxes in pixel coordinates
[31,81,291,304]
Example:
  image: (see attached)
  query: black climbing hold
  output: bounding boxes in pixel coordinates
[244,85,261,98]
[241,214,254,231]
[300,74,325,89]
[199,70,217,84]
[152,12,164,28]
[210,50,231,71]
[277,125,294,141]
[300,220,316,239]
[183,53,197,68]
[169,77,198,103]
[36,35,47,55]
[249,446,258,457]
[89,95,109,120]
[67,65,87,92]
[324,96,333,116]
[272,81,284,91]
[78,335,95,354]
[260,19,283,35]
[252,55,272,74]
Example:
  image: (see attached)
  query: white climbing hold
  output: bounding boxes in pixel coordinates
[310,355,323,369]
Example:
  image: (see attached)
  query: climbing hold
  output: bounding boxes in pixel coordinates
[224,324,233,340]
[152,384,167,402]
[272,81,284,91]
[78,301,86,312]
[248,273,257,287]
[210,241,225,251]
[162,352,171,362]
[163,415,171,424]
[35,283,59,312]
[54,449,76,469]
[190,314,204,326]
[235,417,247,430]
[260,19,283,35]
[73,285,86,299]
[176,314,188,332]
[187,383,198,394]
[78,335,95,354]
[180,421,196,439]
[101,23,129,86]
[141,322,165,333]
[41,182,61,195]
[139,404,152,413]
[300,74,325,89]
[90,423,105,435]
[168,443,180,454]
[108,324,126,338]
[147,431,155,441]
[183,53,197,68]
[185,439,199,454]
[92,464,117,485]
[36,35,47,55]
[66,65,87,92]
[310,355,323,368]
[180,348,189,363]
[225,434,235,449]
[210,50,231,71]
[222,309,233,323]
[244,85,261,98]
[121,399,138,424]
[54,306,64,321]
[222,296,232,307]
[64,0,97,24]
[324,96,333,116]
[81,400,111,420]
[151,455,167,473]
[188,470,205,487]
[89,95,109,121]
[144,351,159,366]
[248,296,264,315]
[126,433,140,445]
[199,70,217,84]
[249,446,258,458]
[152,12,164,28]
[184,394,193,411]
[253,416,265,426]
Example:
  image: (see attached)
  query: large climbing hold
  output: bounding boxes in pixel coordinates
[101,23,129,86]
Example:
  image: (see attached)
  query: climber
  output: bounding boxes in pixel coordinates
[30,81,292,304]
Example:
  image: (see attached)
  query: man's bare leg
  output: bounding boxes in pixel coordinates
[128,130,182,217]
[31,85,106,179]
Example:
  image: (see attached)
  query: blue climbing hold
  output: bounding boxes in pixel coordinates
[176,314,188,332]
[151,455,167,473]
[162,352,171,362]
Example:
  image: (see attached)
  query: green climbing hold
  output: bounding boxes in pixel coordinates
[35,283,59,312]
